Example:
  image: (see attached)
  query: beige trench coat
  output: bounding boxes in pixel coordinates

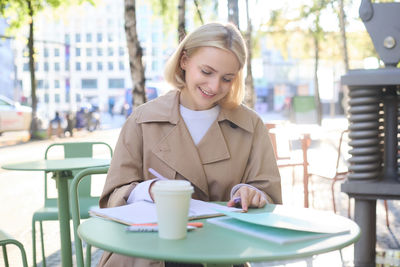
[98,90,282,267]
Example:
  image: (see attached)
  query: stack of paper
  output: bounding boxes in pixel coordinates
[207,205,351,245]
[89,199,241,225]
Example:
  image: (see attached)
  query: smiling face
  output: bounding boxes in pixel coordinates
[179,47,240,111]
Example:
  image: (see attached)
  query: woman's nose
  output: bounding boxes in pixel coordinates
[209,77,220,92]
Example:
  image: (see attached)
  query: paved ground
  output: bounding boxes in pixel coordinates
[0,113,399,267]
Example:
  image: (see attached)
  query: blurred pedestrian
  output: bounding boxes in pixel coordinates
[64,112,74,137]
[108,97,115,118]
[47,111,63,138]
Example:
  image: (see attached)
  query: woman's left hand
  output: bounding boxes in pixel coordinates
[227,186,267,212]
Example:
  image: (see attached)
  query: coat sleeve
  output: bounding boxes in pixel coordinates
[242,117,282,204]
[99,115,144,208]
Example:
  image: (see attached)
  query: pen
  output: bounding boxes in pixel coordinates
[233,197,241,207]
[131,222,203,228]
[148,168,168,180]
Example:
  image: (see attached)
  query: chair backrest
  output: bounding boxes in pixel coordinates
[43,142,113,207]
[335,129,350,173]
[70,166,110,267]
[0,230,28,267]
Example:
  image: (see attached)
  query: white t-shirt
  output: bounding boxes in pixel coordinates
[179,104,220,145]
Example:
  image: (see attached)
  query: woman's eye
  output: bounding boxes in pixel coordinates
[201,69,211,75]
[223,77,232,82]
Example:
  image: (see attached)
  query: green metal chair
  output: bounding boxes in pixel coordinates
[70,166,110,267]
[32,142,113,267]
[0,229,28,267]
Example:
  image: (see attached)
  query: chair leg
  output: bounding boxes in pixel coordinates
[347,197,351,218]
[384,200,390,228]
[331,179,337,214]
[32,220,37,267]
[39,221,46,267]
[2,244,9,267]
[86,243,92,267]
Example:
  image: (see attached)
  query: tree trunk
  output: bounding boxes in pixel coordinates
[124,0,146,108]
[339,0,350,115]
[339,0,349,72]
[27,0,39,139]
[313,35,322,125]
[227,0,239,27]
[193,0,204,25]
[244,0,255,108]
[178,0,186,42]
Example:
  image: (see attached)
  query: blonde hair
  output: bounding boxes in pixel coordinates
[164,22,247,109]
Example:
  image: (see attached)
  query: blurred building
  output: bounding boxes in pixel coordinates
[0,18,16,100]
[13,0,174,120]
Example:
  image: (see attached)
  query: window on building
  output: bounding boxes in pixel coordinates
[107,47,113,56]
[107,33,114,42]
[97,47,102,56]
[76,62,81,71]
[119,46,125,56]
[108,78,124,89]
[44,93,49,103]
[54,48,60,57]
[65,62,70,71]
[81,79,97,89]
[44,48,49,57]
[75,33,81,43]
[119,61,124,70]
[23,63,29,71]
[97,62,103,71]
[75,48,81,57]
[55,93,60,103]
[54,62,60,71]
[86,48,92,57]
[55,79,60,88]
[65,34,70,44]
[108,62,113,71]
[86,62,92,71]
[44,80,49,89]
[86,33,92,42]
[37,80,44,89]
[44,62,49,71]
[97,33,102,42]
[65,91,70,103]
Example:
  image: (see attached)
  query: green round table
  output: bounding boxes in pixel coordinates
[79,205,360,266]
[2,157,110,267]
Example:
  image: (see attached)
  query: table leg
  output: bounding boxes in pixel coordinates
[54,172,73,267]
[353,198,376,267]
[301,134,311,208]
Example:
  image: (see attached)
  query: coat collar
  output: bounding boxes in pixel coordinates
[136,90,254,134]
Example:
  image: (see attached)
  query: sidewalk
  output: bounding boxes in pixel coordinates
[0,113,399,267]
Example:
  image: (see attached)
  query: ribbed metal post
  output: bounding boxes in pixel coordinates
[347,86,382,180]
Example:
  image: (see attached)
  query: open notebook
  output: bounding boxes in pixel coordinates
[207,205,351,245]
[89,199,241,225]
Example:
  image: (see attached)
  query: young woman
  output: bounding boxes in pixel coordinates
[98,22,282,267]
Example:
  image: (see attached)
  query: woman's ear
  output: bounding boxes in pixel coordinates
[180,51,188,70]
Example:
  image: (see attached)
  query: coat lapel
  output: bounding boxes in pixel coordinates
[197,120,230,164]
[152,119,210,197]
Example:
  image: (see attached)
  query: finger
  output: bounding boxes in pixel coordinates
[258,197,267,208]
[227,192,240,207]
[238,189,249,211]
[250,193,260,208]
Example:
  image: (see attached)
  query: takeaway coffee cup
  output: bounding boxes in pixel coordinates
[152,180,194,239]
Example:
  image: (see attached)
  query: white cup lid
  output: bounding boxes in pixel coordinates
[152,180,193,192]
